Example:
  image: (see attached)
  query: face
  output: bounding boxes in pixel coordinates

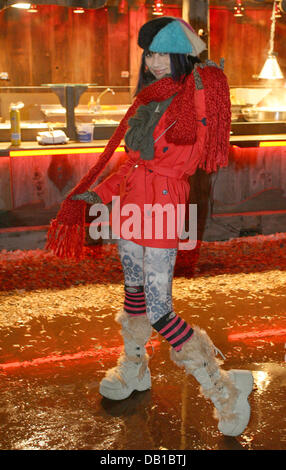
[145,51,171,79]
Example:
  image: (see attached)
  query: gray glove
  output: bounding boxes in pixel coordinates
[71,190,102,205]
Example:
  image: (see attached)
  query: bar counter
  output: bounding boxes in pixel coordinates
[0,133,286,242]
[1,131,286,157]
[0,140,120,157]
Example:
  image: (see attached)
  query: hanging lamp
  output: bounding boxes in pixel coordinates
[258,1,284,80]
[234,0,244,17]
[152,0,164,16]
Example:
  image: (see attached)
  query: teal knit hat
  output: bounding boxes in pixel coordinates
[138,17,206,57]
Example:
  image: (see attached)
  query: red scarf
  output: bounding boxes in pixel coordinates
[46,66,231,259]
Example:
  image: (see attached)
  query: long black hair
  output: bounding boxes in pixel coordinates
[134,50,202,96]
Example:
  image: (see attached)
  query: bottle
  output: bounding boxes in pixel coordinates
[88,95,95,112]
[10,104,21,146]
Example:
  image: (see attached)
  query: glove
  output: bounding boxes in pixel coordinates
[71,190,103,205]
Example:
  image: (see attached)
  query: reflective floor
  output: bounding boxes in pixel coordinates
[0,236,285,450]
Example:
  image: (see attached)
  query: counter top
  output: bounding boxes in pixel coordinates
[0,140,116,156]
[1,133,286,156]
[229,133,286,147]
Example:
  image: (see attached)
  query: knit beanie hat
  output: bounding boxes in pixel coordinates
[138,16,206,56]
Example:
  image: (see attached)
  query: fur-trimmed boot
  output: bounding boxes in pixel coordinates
[99,310,152,400]
[171,326,253,436]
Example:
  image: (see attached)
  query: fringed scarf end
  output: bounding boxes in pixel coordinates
[199,149,230,174]
[45,218,86,260]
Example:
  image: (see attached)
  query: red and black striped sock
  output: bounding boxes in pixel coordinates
[124,285,146,316]
[152,311,193,351]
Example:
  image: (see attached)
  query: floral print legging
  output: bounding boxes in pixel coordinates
[117,238,177,324]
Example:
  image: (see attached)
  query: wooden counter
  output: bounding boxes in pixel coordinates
[0,140,113,157]
[0,141,126,225]
[230,134,286,147]
[1,136,286,242]
[1,132,286,157]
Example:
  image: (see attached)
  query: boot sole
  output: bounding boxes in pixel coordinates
[218,369,254,436]
[99,376,151,401]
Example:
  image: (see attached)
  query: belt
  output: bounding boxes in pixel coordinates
[119,160,188,205]
[131,160,188,180]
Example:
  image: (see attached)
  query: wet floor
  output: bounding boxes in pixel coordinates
[0,242,286,451]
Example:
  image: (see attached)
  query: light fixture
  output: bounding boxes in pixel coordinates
[258,1,284,80]
[0,0,108,12]
[27,3,38,12]
[0,72,9,80]
[11,2,31,8]
[118,0,127,14]
[234,0,244,17]
[258,55,284,79]
[152,0,164,16]
[73,7,85,13]
[275,0,282,17]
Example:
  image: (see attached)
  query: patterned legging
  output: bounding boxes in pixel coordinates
[117,238,177,325]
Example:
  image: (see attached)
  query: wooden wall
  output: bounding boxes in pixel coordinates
[209,4,286,86]
[0,5,129,86]
[0,4,182,88]
[2,3,285,88]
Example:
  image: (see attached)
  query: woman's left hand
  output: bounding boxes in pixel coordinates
[71,191,102,204]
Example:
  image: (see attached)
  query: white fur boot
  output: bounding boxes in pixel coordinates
[171,326,253,436]
[99,310,152,400]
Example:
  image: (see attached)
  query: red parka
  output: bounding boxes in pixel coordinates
[95,88,207,248]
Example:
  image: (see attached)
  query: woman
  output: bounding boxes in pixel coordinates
[47,17,253,437]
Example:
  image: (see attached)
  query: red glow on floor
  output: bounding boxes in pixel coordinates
[228,328,286,342]
[0,340,161,371]
[0,348,116,370]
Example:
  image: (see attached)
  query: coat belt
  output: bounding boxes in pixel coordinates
[119,160,188,206]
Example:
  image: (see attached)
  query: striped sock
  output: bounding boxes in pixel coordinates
[124,285,146,316]
[152,311,193,351]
